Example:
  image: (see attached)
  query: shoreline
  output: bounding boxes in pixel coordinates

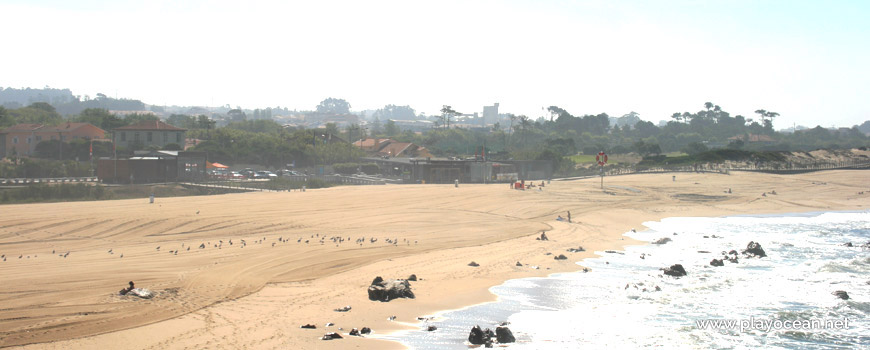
[378,207,870,348]
[3,170,868,349]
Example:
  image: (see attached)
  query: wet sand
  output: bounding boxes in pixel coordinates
[1,170,868,349]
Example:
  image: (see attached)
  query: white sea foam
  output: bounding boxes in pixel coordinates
[380,211,870,349]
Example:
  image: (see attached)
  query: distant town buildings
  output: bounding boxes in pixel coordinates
[112,120,186,150]
[0,122,107,157]
[482,103,499,126]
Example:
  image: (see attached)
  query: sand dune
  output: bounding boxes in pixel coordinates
[1,170,868,349]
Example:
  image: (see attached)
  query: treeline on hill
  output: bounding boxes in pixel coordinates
[0,88,148,116]
[2,99,870,177]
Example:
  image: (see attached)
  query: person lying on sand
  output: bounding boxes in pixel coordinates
[119,281,135,295]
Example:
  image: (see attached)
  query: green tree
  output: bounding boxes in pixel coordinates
[167,114,197,129]
[73,108,125,130]
[123,113,159,125]
[0,106,10,127]
[8,103,63,125]
[316,98,351,114]
[440,105,458,129]
[384,120,399,136]
[373,104,416,120]
[682,141,709,155]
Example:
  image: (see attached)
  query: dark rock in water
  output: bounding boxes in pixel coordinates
[468,261,480,267]
[349,328,360,336]
[742,241,767,258]
[833,290,850,300]
[843,242,853,247]
[662,264,687,277]
[300,324,316,329]
[368,277,415,302]
[426,325,437,331]
[468,325,490,345]
[554,254,568,260]
[361,327,372,334]
[710,259,724,267]
[540,232,549,241]
[500,321,511,326]
[728,256,739,263]
[407,274,417,281]
[496,326,516,343]
[321,332,342,340]
[516,261,523,266]
[653,237,672,244]
[485,340,493,348]
[728,250,738,255]
[698,250,711,253]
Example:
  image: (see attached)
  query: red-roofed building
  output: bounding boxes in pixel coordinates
[352,137,432,158]
[353,138,396,152]
[0,122,107,157]
[112,120,187,150]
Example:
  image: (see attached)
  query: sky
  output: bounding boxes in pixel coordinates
[1,0,869,128]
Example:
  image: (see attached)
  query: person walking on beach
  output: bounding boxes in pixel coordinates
[567,211,572,223]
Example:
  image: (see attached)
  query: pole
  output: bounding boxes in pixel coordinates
[312,129,316,177]
[600,165,604,189]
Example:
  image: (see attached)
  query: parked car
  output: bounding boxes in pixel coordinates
[239,168,255,178]
[253,171,277,179]
[229,171,245,179]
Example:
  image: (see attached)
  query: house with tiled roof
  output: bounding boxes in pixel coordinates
[352,137,432,158]
[352,138,396,152]
[0,122,106,157]
[112,120,186,150]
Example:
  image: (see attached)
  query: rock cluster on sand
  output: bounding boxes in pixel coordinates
[662,264,687,277]
[468,325,494,345]
[495,326,516,343]
[468,261,480,267]
[321,332,342,340]
[742,241,767,258]
[832,290,850,300]
[554,254,568,260]
[468,325,516,345]
[652,237,672,244]
[367,276,415,302]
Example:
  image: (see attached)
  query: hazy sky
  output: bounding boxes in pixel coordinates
[2,0,868,128]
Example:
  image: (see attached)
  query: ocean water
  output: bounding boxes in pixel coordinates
[379,211,870,349]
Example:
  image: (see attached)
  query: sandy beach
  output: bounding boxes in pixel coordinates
[1,170,868,349]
